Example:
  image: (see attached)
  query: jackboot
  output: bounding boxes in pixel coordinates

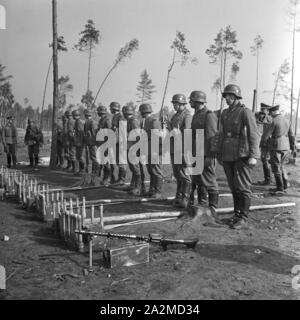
[270,174,285,193]
[140,183,147,197]
[7,154,11,168]
[229,196,250,229]
[172,180,182,206]
[102,165,111,186]
[176,180,191,209]
[34,156,39,167]
[110,165,117,184]
[131,175,142,196]
[149,176,163,199]
[147,175,155,197]
[71,161,76,174]
[12,155,17,168]
[64,160,72,171]
[282,174,290,190]
[28,156,34,167]
[197,185,208,205]
[116,166,126,185]
[232,193,240,215]
[75,161,85,176]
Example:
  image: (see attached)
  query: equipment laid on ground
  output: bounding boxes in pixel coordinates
[75,229,199,270]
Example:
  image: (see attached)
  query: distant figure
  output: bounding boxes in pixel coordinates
[56,115,64,168]
[261,105,295,193]
[2,114,18,168]
[24,119,44,167]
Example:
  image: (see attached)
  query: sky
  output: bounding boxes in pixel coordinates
[0,0,299,114]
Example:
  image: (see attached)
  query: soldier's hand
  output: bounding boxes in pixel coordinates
[248,157,257,167]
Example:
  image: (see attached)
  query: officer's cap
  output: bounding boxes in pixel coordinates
[260,103,271,110]
[269,105,280,112]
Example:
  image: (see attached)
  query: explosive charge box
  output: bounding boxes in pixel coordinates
[103,242,149,268]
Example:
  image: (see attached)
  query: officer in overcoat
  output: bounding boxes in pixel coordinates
[2,114,18,168]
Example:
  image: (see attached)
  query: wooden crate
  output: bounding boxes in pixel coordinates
[103,242,149,268]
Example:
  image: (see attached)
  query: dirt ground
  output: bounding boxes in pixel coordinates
[0,148,300,300]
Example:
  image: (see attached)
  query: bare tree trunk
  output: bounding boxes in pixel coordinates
[295,88,300,138]
[40,56,53,130]
[290,12,296,124]
[272,71,280,106]
[87,42,92,94]
[50,0,58,168]
[255,49,260,112]
[93,63,117,104]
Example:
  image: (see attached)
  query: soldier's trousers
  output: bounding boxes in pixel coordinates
[63,144,69,161]
[260,148,271,181]
[111,143,127,181]
[87,145,98,172]
[68,144,76,161]
[171,154,192,184]
[57,141,64,165]
[192,157,218,193]
[223,158,253,199]
[5,144,17,167]
[75,146,84,171]
[28,145,40,165]
[270,150,289,180]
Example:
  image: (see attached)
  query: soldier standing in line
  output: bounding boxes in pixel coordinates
[24,119,44,168]
[2,114,18,168]
[83,109,98,174]
[72,110,85,176]
[254,103,273,185]
[140,103,164,199]
[168,94,192,208]
[189,91,219,212]
[56,116,64,168]
[122,105,145,195]
[64,110,76,172]
[97,105,113,186]
[261,105,295,193]
[219,84,260,229]
[110,102,127,185]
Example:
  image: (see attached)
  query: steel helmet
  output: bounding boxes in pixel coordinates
[72,110,80,117]
[64,110,71,117]
[122,105,134,115]
[109,102,121,111]
[97,105,107,114]
[171,94,187,104]
[189,91,207,103]
[84,109,92,116]
[139,103,152,114]
[222,84,242,99]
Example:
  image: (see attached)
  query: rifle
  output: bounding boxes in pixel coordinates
[75,230,198,251]
[75,229,198,272]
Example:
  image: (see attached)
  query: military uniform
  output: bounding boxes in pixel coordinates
[169,107,192,206]
[140,108,163,198]
[124,109,144,195]
[2,117,18,168]
[66,116,76,171]
[255,104,273,184]
[111,112,127,184]
[261,107,295,191]
[84,116,98,174]
[24,122,44,167]
[97,111,113,184]
[62,116,69,167]
[56,120,64,167]
[74,116,85,175]
[220,101,260,218]
[191,106,218,206]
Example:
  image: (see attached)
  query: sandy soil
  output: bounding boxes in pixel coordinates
[0,151,300,300]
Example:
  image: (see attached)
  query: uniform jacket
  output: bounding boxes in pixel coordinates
[126,116,140,149]
[97,113,113,146]
[62,121,68,146]
[84,119,98,146]
[256,113,272,149]
[262,114,295,151]
[66,118,75,144]
[56,122,63,144]
[191,106,218,157]
[74,119,85,147]
[169,108,192,154]
[111,112,124,131]
[220,102,260,162]
[2,123,17,145]
[24,125,43,146]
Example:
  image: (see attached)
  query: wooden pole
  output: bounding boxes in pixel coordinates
[50,0,59,168]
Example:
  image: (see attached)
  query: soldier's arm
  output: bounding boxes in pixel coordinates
[242,108,260,159]
[184,112,192,129]
[152,117,162,130]
[205,112,218,156]
[288,125,295,151]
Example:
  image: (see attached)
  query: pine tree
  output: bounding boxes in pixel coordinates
[136,69,156,104]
